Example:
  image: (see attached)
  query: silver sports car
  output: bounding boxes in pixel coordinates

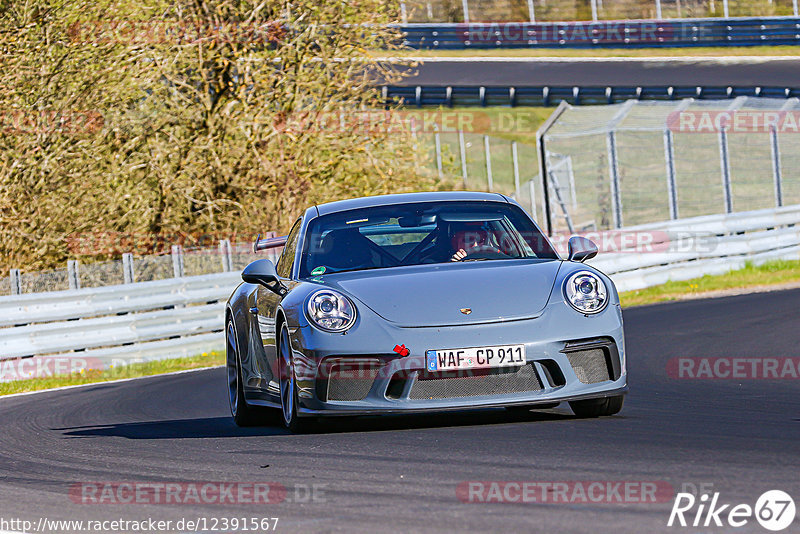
[226,191,627,432]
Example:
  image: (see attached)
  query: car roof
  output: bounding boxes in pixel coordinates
[314,191,510,217]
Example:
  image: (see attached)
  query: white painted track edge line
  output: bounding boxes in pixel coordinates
[0,365,224,401]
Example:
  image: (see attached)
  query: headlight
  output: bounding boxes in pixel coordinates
[563,271,608,314]
[306,290,357,332]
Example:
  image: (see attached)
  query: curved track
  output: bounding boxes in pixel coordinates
[1,290,799,533]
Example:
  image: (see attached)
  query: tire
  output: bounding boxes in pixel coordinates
[278,323,315,434]
[569,395,624,418]
[227,319,270,427]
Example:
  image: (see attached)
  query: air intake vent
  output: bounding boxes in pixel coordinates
[409,364,542,400]
[565,348,611,384]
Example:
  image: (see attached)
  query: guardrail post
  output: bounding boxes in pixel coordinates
[663,128,679,219]
[458,131,469,187]
[606,130,623,229]
[655,0,662,19]
[770,126,783,207]
[591,0,599,21]
[400,1,407,24]
[9,269,21,295]
[527,0,535,22]
[794,0,799,17]
[67,260,80,290]
[461,0,470,23]
[122,253,135,284]
[219,240,233,272]
[719,126,733,213]
[484,135,494,191]
[171,245,184,278]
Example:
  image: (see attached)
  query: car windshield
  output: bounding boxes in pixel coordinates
[299,201,558,277]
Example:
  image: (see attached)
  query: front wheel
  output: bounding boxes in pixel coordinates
[569,395,624,418]
[278,324,315,433]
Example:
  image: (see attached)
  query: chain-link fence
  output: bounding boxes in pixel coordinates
[402,0,799,22]
[3,241,278,296]
[416,128,546,218]
[537,97,800,234]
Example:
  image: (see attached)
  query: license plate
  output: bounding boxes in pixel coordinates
[425,344,526,372]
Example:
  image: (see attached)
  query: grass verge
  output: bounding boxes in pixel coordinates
[0,351,225,397]
[382,46,800,58]
[620,259,800,308]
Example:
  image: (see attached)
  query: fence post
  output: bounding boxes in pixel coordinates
[122,253,135,284]
[511,141,521,198]
[722,0,729,17]
[606,130,623,229]
[458,131,469,187]
[483,135,493,191]
[400,1,408,24]
[655,0,662,18]
[461,0,470,23]
[529,179,538,220]
[9,269,21,295]
[770,126,783,207]
[663,129,679,219]
[527,0,536,22]
[67,260,80,290]
[434,128,443,179]
[718,126,733,213]
[591,0,599,21]
[171,245,184,278]
[219,239,233,272]
[794,0,799,17]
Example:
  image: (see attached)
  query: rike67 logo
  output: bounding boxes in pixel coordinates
[668,490,796,531]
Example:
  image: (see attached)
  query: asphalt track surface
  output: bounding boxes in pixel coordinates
[1,289,799,533]
[394,57,800,87]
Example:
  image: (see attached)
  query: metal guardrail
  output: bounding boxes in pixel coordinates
[0,272,240,380]
[400,17,800,49]
[2,205,799,379]
[587,205,800,292]
[385,85,800,107]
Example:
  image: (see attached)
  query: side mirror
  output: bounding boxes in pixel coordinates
[242,259,286,295]
[567,236,598,263]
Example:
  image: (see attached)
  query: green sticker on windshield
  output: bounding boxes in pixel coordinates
[311,266,327,275]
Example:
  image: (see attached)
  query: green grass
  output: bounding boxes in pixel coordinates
[620,259,800,308]
[0,352,225,396]
[383,46,800,58]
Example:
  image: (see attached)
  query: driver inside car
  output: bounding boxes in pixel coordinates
[449,225,500,261]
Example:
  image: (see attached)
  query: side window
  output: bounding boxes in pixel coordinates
[276,218,302,279]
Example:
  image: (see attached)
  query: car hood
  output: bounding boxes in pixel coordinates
[323,260,562,327]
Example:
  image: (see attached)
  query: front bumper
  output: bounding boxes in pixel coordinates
[289,301,627,417]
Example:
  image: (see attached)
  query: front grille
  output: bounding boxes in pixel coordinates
[409,364,542,400]
[565,348,611,384]
[326,363,380,401]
